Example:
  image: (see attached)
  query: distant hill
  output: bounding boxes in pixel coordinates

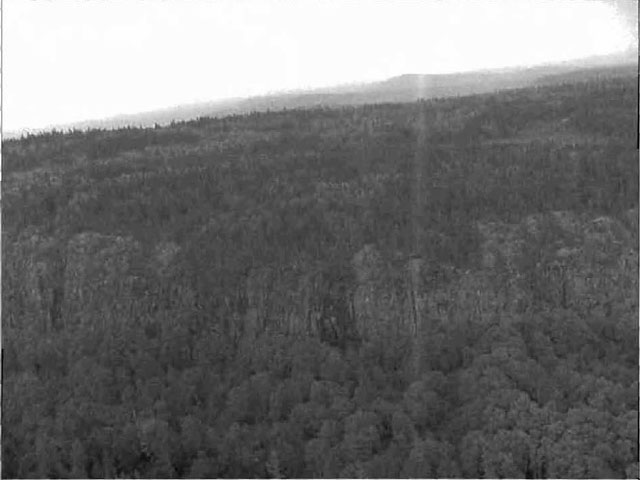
[5,52,636,138]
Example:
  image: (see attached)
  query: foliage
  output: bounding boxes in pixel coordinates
[2,69,638,478]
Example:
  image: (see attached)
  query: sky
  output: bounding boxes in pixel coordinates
[3,0,637,132]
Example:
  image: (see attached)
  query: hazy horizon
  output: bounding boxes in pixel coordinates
[4,0,638,132]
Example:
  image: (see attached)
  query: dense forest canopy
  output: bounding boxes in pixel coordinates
[2,69,638,478]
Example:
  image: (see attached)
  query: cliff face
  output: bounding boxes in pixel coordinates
[5,231,147,335]
[476,210,637,314]
[63,232,142,325]
[352,244,387,340]
[3,229,62,333]
[6,206,635,354]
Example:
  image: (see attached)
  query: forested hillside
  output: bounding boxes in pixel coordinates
[2,69,638,478]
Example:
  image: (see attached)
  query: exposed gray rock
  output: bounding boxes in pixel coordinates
[4,229,62,333]
[352,245,389,340]
[476,211,637,313]
[63,232,141,325]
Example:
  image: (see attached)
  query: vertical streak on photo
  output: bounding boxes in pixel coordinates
[411,77,428,376]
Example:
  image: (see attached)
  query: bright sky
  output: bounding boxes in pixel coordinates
[3,0,637,131]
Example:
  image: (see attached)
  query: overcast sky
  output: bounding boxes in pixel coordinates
[3,0,637,132]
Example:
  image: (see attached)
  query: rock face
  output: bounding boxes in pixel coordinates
[243,262,358,346]
[5,230,141,333]
[244,266,276,339]
[476,210,638,314]
[242,265,323,340]
[352,245,385,340]
[3,229,63,333]
[62,232,142,327]
[152,241,181,277]
[351,245,422,343]
[7,209,634,351]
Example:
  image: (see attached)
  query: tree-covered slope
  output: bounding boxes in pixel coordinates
[2,70,638,478]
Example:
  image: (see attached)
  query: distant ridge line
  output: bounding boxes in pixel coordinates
[4,53,636,140]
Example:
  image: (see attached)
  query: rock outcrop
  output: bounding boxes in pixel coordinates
[63,232,142,327]
[476,210,638,314]
[3,229,63,333]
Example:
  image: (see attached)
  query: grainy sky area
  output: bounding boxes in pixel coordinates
[3,0,637,131]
